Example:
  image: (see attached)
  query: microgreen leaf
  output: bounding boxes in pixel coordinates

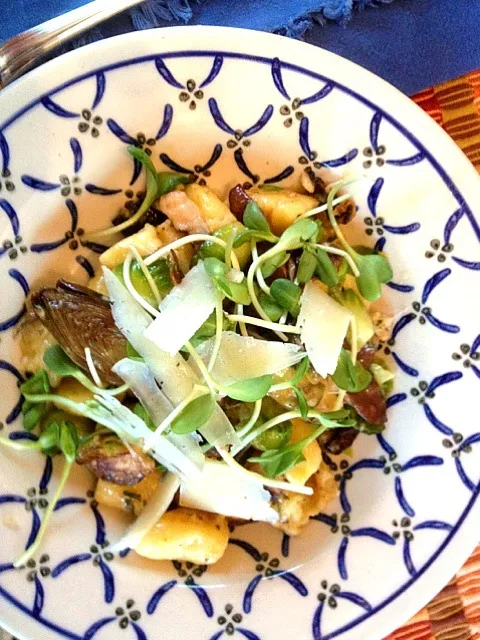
[127,146,161,220]
[348,408,385,435]
[297,249,317,284]
[243,201,271,233]
[289,357,310,387]
[293,387,309,419]
[224,375,273,402]
[215,277,251,305]
[170,394,216,435]
[37,421,61,455]
[252,421,292,451]
[203,257,229,279]
[233,228,275,248]
[279,218,317,246]
[156,172,192,197]
[43,345,80,378]
[203,257,250,303]
[355,253,393,302]
[260,250,289,278]
[20,371,51,431]
[59,421,79,463]
[127,342,142,360]
[314,247,339,288]
[133,403,156,431]
[249,445,306,478]
[270,279,301,316]
[259,293,283,321]
[332,348,372,392]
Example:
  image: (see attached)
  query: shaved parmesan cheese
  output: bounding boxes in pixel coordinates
[180,459,279,523]
[113,358,204,471]
[144,262,217,356]
[103,267,195,404]
[297,280,352,378]
[194,331,305,385]
[93,392,201,480]
[109,473,179,553]
[104,268,240,449]
[113,358,173,427]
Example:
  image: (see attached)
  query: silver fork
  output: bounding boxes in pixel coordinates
[0,0,145,87]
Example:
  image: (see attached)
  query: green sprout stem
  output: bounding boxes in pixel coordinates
[124,253,160,317]
[299,192,352,219]
[0,435,42,452]
[207,292,225,373]
[130,245,162,306]
[14,458,74,568]
[251,241,271,295]
[144,234,241,271]
[325,182,359,262]
[235,399,263,439]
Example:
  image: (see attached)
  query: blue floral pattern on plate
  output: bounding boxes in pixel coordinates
[0,28,479,640]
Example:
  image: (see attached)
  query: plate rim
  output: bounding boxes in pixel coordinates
[0,25,479,640]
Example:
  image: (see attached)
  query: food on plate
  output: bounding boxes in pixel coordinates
[3,145,394,567]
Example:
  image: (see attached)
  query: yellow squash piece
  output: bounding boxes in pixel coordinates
[156,220,193,274]
[99,223,163,269]
[248,188,318,235]
[53,378,95,416]
[95,472,161,517]
[185,184,237,232]
[285,419,322,486]
[135,507,229,564]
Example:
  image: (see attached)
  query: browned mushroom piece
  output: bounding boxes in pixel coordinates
[77,433,155,485]
[356,337,380,369]
[228,184,251,219]
[346,380,387,425]
[31,280,126,385]
[318,427,358,456]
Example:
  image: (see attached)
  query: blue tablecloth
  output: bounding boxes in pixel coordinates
[1,0,480,94]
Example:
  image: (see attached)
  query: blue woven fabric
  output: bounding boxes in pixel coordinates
[1,0,480,94]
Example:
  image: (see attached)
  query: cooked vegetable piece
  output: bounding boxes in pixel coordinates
[159,190,209,234]
[95,471,161,516]
[156,220,194,274]
[248,187,317,235]
[284,419,322,486]
[135,507,229,564]
[110,472,180,553]
[318,427,358,456]
[77,432,156,485]
[185,183,237,232]
[346,380,387,425]
[253,421,292,451]
[229,184,251,218]
[53,378,95,415]
[273,465,338,536]
[99,223,163,269]
[31,281,126,385]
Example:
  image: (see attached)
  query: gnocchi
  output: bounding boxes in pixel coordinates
[135,507,229,564]
[248,188,318,235]
[99,223,162,268]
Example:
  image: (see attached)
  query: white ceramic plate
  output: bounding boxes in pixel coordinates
[0,26,479,640]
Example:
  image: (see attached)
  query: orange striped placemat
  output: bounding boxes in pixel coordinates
[386,70,480,640]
